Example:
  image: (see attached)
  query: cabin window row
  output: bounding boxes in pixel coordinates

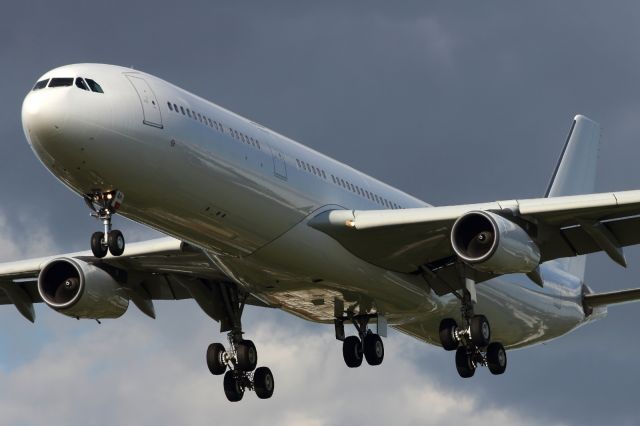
[167,102,261,150]
[167,102,223,133]
[330,173,402,209]
[295,159,327,179]
[228,127,261,150]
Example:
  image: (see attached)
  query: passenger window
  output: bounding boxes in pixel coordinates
[85,79,104,93]
[180,106,185,115]
[32,79,49,90]
[186,109,192,118]
[49,78,74,87]
[173,103,179,112]
[321,170,326,179]
[75,78,89,91]
[167,102,173,111]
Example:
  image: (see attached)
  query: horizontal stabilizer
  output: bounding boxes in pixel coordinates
[584,288,640,308]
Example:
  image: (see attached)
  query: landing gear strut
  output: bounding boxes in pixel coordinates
[439,283,507,378]
[336,313,385,368]
[205,284,274,401]
[85,190,125,258]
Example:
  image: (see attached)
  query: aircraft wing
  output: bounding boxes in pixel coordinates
[0,237,268,325]
[309,190,640,294]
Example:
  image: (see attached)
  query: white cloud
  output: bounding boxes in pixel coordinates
[0,210,56,261]
[0,305,563,426]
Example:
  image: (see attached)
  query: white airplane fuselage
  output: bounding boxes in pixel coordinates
[21,64,601,349]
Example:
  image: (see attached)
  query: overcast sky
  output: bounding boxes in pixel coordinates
[2,1,640,425]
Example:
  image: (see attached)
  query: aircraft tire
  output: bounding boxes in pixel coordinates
[342,335,363,368]
[90,232,108,258]
[236,340,258,371]
[470,315,491,347]
[107,229,125,256]
[206,343,227,375]
[455,347,475,378]
[253,366,275,399]
[486,342,507,375]
[363,333,384,366]
[223,371,244,402]
[439,318,459,351]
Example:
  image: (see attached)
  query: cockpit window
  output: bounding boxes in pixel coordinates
[32,79,49,91]
[49,78,74,87]
[75,78,89,91]
[85,79,104,93]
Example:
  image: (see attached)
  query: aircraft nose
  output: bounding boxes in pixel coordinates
[21,89,69,158]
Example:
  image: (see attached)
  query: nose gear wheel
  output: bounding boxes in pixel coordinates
[85,191,126,258]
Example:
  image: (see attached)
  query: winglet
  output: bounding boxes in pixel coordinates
[545,115,601,198]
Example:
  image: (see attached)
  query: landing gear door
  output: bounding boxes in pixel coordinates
[125,75,163,129]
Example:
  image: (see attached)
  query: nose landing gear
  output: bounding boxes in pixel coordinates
[85,191,126,258]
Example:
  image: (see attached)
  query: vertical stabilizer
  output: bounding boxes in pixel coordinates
[546,115,601,280]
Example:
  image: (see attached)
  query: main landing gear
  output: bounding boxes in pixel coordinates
[439,286,507,378]
[206,285,274,402]
[336,314,385,368]
[85,191,126,258]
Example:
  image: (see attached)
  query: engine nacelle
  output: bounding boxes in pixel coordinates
[451,211,541,274]
[37,258,129,319]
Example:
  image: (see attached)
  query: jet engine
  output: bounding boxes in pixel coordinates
[450,211,541,274]
[37,258,129,319]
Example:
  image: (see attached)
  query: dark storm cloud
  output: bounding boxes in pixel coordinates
[2,1,640,424]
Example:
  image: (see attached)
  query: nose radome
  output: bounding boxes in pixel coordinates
[22,88,70,158]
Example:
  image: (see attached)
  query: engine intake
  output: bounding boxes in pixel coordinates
[451,211,540,274]
[38,258,129,319]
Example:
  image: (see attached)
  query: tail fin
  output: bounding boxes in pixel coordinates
[546,115,601,280]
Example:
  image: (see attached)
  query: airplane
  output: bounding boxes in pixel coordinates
[10,63,640,402]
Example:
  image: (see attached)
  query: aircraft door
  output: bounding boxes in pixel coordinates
[125,75,163,129]
[259,128,287,180]
[271,148,287,180]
